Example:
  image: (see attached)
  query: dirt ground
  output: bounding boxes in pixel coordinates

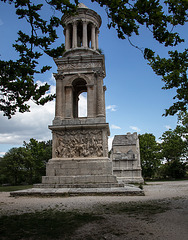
[0,181,188,240]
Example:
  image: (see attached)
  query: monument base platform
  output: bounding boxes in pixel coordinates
[10,185,144,197]
[116,176,144,184]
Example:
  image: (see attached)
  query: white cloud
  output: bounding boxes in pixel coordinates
[157,139,163,144]
[165,125,171,130]
[0,82,90,146]
[111,124,121,129]
[49,73,56,83]
[106,105,117,112]
[78,92,87,117]
[0,84,56,145]
[0,152,6,157]
[130,126,141,132]
[108,136,114,151]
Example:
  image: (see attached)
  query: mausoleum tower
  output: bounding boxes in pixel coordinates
[41,3,121,188]
[53,2,106,124]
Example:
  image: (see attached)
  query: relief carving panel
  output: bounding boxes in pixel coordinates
[55,129,103,158]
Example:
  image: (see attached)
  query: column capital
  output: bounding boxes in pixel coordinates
[82,20,88,24]
[92,23,97,28]
[73,20,77,25]
[53,73,65,81]
[94,70,105,78]
[65,23,71,29]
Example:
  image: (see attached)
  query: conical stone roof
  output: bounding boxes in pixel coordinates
[78,3,88,9]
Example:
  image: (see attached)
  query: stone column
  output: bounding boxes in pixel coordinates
[96,72,105,117]
[96,29,99,50]
[65,25,70,50]
[87,85,94,118]
[91,24,96,50]
[103,85,107,118]
[54,74,64,119]
[65,86,73,118]
[72,21,77,48]
[83,21,88,48]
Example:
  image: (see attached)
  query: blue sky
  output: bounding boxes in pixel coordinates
[0,1,187,157]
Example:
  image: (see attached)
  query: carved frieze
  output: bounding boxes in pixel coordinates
[54,129,103,158]
[57,62,102,70]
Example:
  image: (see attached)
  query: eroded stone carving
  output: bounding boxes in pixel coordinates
[57,62,102,70]
[55,129,103,158]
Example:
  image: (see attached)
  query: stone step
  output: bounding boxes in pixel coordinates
[10,186,144,197]
[41,175,118,185]
[34,183,124,188]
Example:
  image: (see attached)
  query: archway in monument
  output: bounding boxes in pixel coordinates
[78,92,87,117]
[72,78,87,118]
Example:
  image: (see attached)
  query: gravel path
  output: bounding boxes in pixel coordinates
[0,180,188,239]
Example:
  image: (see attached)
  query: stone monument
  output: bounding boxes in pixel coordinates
[111,133,144,183]
[40,3,122,188]
[10,3,144,196]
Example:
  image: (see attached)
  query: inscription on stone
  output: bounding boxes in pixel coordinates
[55,129,103,158]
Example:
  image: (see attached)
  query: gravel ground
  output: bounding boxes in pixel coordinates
[0,180,188,239]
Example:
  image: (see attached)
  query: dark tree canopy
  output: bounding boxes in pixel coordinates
[0,138,52,185]
[0,0,188,118]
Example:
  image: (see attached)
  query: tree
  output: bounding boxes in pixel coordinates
[0,0,187,118]
[0,147,27,185]
[160,126,187,179]
[23,138,52,183]
[0,139,52,185]
[160,159,187,179]
[139,133,161,179]
[160,128,187,162]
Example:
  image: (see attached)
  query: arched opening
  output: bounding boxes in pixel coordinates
[72,78,87,118]
[78,92,87,117]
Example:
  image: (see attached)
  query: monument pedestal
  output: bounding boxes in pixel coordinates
[36,157,123,188]
[35,122,124,188]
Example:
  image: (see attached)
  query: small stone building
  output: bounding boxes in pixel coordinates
[111,132,144,183]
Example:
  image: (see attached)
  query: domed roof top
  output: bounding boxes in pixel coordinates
[78,3,88,9]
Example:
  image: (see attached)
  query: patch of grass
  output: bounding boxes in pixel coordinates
[0,209,103,240]
[0,185,33,192]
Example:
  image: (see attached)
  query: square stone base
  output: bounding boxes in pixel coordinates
[113,169,144,184]
[36,157,123,188]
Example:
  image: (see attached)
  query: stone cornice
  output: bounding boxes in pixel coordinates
[61,8,102,28]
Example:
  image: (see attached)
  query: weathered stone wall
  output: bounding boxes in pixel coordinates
[112,133,144,183]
